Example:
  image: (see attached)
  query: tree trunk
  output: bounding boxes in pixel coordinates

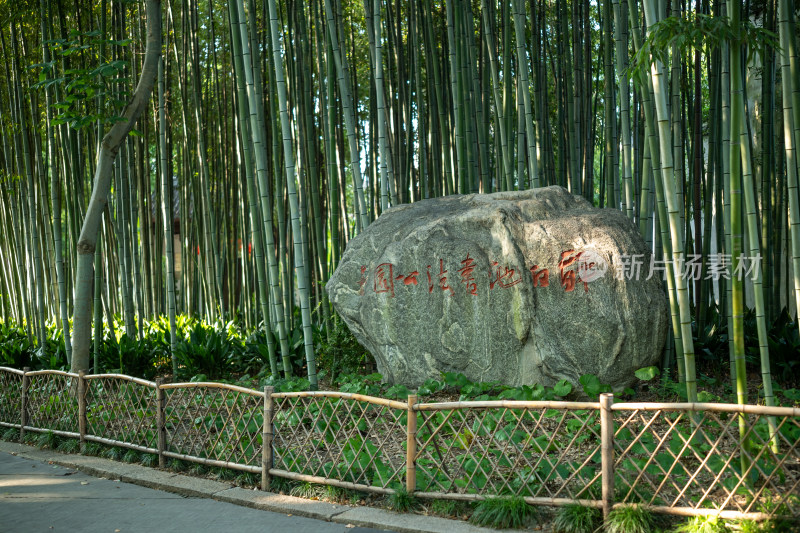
[71,0,161,373]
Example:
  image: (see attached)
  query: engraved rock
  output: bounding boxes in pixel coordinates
[326,186,668,390]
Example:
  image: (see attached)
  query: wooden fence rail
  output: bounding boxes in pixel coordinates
[0,367,798,522]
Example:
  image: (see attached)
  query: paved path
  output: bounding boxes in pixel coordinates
[0,451,388,533]
[0,442,503,533]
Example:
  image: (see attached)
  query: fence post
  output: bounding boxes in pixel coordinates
[262,386,274,492]
[406,394,418,493]
[20,367,30,441]
[156,379,166,468]
[600,392,615,520]
[78,371,87,452]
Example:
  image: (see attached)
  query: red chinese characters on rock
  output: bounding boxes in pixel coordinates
[457,254,478,295]
[529,265,550,287]
[396,271,419,286]
[429,260,455,295]
[374,263,395,297]
[358,266,368,295]
[371,264,421,298]
[358,250,595,297]
[490,262,522,289]
[557,250,590,293]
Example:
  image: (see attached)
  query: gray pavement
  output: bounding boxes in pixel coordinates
[0,442,503,533]
[0,451,387,533]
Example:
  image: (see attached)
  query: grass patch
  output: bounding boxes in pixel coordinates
[122,449,140,463]
[141,453,159,467]
[737,518,798,532]
[386,487,418,512]
[56,438,80,454]
[211,466,236,480]
[604,505,656,533]
[553,504,602,533]
[320,485,348,503]
[1,428,19,441]
[103,446,124,461]
[290,481,322,499]
[431,499,458,517]
[188,463,207,476]
[36,431,59,450]
[83,442,103,456]
[349,491,367,506]
[235,472,259,487]
[470,496,536,529]
[167,458,187,472]
[270,476,294,494]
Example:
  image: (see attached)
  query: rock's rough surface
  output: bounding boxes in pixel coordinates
[327,186,668,390]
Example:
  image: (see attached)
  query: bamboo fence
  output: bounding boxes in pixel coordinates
[0,366,798,522]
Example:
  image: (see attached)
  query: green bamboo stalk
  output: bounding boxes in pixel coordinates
[40,0,72,363]
[228,0,278,375]
[234,0,293,377]
[642,0,697,403]
[511,0,540,188]
[322,0,369,232]
[479,0,513,193]
[778,0,800,335]
[10,20,46,358]
[158,56,178,377]
[266,0,318,388]
[613,0,633,217]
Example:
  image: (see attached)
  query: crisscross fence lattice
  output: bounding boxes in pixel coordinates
[272,392,407,493]
[84,375,159,453]
[1,366,799,522]
[162,383,265,473]
[612,402,800,520]
[25,371,81,438]
[413,401,603,508]
[0,367,23,429]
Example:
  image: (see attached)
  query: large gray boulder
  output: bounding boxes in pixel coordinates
[326,186,668,390]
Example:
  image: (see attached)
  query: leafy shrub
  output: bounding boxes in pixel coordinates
[470,496,536,529]
[553,504,602,533]
[580,374,612,399]
[241,330,276,375]
[174,323,239,380]
[336,372,383,396]
[316,318,374,381]
[0,321,35,368]
[96,332,166,378]
[673,515,730,533]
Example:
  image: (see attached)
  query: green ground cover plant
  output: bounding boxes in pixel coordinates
[552,504,602,533]
[604,505,657,533]
[469,496,536,529]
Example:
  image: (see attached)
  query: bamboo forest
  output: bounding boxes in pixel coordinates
[0,0,799,408]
